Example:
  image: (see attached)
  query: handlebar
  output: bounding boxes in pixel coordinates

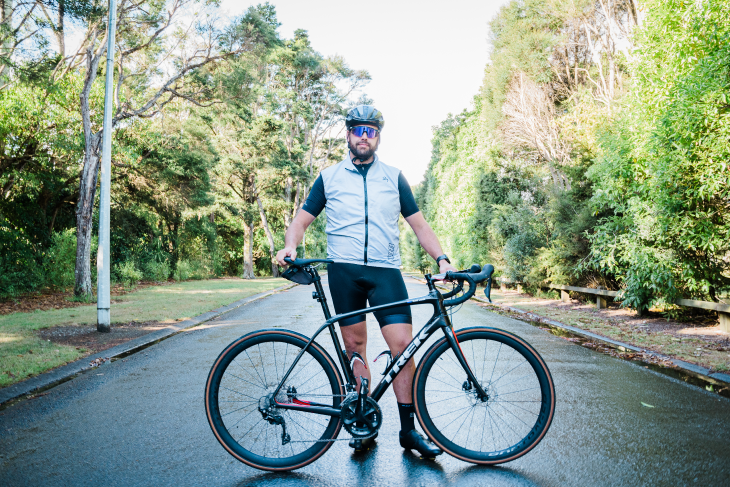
[283,257,334,267]
[441,264,494,307]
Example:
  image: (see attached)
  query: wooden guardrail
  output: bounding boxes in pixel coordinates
[495,278,730,332]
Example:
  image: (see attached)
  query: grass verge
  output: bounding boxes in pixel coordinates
[485,289,730,373]
[0,278,287,388]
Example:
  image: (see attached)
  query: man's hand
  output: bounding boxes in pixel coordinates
[276,247,297,266]
[439,259,458,275]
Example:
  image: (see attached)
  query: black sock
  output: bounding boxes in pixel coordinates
[398,402,415,433]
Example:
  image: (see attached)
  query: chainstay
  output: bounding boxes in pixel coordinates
[286,431,379,443]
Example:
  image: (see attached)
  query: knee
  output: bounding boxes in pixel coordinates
[390,336,412,356]
[343,334,366,352]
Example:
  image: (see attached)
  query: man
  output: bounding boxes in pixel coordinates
[276,105,457,458]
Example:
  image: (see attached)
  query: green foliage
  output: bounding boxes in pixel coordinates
[114,261,144,288]
[44,229,79,291]
[143,260,171,282]
[586,0,730,308]
[173,260,194,281]
[0,221,44,299]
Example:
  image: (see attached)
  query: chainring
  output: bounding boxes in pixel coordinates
[340,394,382,438]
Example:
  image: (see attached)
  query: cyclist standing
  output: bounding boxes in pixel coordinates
[276,105,457,458]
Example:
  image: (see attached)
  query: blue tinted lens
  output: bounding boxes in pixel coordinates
[352,126,378,138]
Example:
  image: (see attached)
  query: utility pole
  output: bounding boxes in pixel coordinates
[97,0,118,332]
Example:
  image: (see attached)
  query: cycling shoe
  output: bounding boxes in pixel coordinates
[399,430,443,458]
[349,433,377,452]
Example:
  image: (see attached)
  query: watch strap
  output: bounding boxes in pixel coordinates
[436,254,450,265]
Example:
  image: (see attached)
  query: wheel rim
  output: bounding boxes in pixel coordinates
[419,332,553,462]
[209,335,342,467]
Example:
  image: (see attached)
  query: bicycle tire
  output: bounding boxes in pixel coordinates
[414,327,555,464]
[205,330,344,471]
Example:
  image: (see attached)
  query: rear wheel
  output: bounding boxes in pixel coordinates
[414,327,555,464]
[205,330,343,471]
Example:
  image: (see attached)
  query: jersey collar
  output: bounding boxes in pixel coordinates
[345,153,379,173]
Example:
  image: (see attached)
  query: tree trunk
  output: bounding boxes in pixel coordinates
[74,23,107,298]
[74,133,102,299]
[0,0,12,84]
[256,194,279,277]
[57,0,65,57]
[283,176,292,228]
[241,217,255,279]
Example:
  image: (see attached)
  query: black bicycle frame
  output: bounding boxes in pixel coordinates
[271,267,489,417]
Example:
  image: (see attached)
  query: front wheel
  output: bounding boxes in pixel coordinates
[414,327,555,464]
[205,330,344,471]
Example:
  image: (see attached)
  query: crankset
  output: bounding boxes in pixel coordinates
[340,377,382,438]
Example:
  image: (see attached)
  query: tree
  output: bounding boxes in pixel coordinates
[53,0,278,298]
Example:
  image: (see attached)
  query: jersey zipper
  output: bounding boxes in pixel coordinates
[362,172,369,264]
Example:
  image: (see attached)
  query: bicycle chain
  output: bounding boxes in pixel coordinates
[279,393,379,444]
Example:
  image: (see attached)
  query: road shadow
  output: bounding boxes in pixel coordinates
[446,463,549,487]
[234,471,329,487]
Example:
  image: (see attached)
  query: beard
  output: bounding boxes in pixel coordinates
[348,139,376,162]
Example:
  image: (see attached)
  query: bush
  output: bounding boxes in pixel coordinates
[0,221,45,299]
[143,260,171,282]
[44,229,77,290]
[173,260,193,281]
[114,261,143,288]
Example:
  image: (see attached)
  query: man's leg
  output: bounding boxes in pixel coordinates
[381,323,442,457]
[380,323,414,402]
[339,321,370,388]
[340,321,378,452]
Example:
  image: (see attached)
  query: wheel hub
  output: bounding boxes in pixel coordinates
[463,379,491,404]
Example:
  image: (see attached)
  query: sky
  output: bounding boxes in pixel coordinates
[220,0,509,183]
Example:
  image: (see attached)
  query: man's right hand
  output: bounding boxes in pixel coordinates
[276,247,297,266]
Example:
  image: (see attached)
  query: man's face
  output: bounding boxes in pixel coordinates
[347,124,380,162]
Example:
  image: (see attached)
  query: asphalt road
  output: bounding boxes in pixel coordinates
[1,277,729,487]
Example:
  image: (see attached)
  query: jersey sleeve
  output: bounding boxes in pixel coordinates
[301,175,326,217]
[398,172,420,218]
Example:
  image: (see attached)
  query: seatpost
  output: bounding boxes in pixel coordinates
[310,268,332,320]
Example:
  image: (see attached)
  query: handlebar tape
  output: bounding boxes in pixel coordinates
[443,264,495,307]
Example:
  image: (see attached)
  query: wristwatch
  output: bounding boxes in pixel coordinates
[435,254,450,266]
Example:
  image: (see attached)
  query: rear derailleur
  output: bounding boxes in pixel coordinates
[258,390,291,445]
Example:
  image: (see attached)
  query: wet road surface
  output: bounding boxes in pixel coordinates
[1,277,729,486]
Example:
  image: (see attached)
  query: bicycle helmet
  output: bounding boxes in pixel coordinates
[345,105,385,131]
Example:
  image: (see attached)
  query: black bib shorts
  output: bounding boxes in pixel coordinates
[327,263,412,327]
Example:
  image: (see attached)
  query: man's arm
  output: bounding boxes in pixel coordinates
[405,211,458,273]
[276,210,316,266]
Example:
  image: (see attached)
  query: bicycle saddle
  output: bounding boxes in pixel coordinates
[284,257,334,267]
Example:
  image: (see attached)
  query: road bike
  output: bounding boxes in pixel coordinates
[204,258,555,471]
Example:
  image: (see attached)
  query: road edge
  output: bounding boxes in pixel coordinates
[0,282,297,408]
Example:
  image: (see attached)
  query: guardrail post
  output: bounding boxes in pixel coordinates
[561,290,570,303]
[596,286,607,309]
[719,312,730,333]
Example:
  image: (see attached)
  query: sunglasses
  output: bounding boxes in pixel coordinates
[350,126,379,138]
